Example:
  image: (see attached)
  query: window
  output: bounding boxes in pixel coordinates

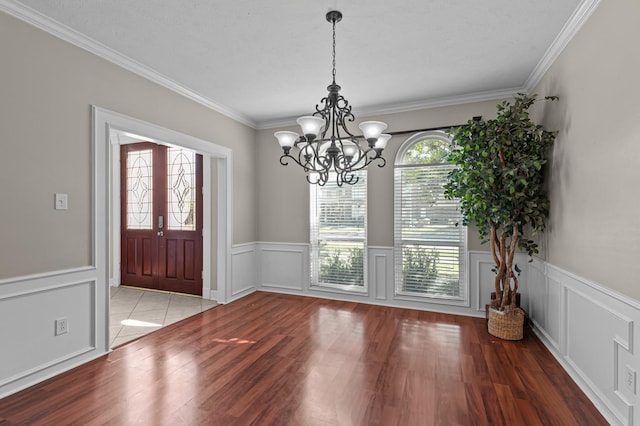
[394,131,467,304]
[167,147,197,231]
[310,171,367,291]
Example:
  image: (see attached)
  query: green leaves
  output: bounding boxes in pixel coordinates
[444,93,558,260]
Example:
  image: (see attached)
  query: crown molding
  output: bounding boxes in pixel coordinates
[255,87,522,130]
[2,0,600,132]
[260,0,601,130]
[523,0,602,92]
[0,0,257,129]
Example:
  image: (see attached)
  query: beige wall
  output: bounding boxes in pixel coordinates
[256,101,502,249]
[533,0,640,300]
[256,0,640,303]
[0,12,256,279]
[4,1,637,303]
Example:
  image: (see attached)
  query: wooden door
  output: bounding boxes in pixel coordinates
[120,142,203,295]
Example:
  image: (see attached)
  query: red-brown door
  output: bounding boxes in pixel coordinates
[120,142,203,296]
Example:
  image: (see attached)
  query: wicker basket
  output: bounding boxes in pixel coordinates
[487,305,525,340]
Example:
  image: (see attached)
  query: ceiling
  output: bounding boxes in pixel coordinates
[3,0,594,128]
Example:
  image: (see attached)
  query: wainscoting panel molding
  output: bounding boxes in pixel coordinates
[529,260,640,426]
[255,245,498,317]
[258,243,308,292]
[230,243,257,301]
[369,247,394,301]
[0,267,106,399]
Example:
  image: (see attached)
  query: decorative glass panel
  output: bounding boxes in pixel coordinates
[167,147,196,231]
[126,149,153,230]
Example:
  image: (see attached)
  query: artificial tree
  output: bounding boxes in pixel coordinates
[444,94,557,317]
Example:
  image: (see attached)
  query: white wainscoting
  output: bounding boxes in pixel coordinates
[0,267,108,399]
[230,243,258,302]
[369,246,394,301]
[257,243,308,293]
[528,258,640,426]
[250,244,502,317]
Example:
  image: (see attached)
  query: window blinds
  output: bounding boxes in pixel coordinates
[311,171,367,288]
[394,163,466,300]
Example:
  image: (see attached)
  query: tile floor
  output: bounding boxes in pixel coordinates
[109,286,218,347]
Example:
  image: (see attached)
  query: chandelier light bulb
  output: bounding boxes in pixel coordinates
[274,131,299,150]
[296,116,325,140]
[342,143,358,158]
[358,121,388,145]
[374,134,392,150]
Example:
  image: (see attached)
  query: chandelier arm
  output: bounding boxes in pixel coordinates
[337,148,384,173]
[318,156,333,174]
[298,143,315,171]
[307,174,318,185]
[336,170,359,187]
[314,97,333,140]
[280,140,333,175]
[303,150,335,175]
[308,169,329,186]
[300,142,319,171]
[274,10,387,186]
[334,98,357,140]
[280,153,298,167]
[280,151,320,170]
[303,141,335,175]
[305,156,331,174]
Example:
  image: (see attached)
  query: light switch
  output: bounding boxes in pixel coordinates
[55,193,68,210]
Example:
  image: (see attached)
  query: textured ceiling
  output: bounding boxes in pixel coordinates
[4,0,591,128]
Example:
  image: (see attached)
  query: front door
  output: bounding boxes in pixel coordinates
[120,142,203,296]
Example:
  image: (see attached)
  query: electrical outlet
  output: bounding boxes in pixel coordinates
[625,365,636,394]
[55,318,68,336]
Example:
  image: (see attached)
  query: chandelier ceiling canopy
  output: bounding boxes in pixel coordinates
[274,10,390,187]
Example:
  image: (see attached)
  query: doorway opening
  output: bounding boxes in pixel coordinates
[102,114,233,305]
[93,107,233,350]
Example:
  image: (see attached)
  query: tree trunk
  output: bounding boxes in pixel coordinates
[507,225,519,310]
[490,223,503,306]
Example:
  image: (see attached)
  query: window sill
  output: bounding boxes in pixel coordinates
[310,283,369,296]
[394,291,469,307]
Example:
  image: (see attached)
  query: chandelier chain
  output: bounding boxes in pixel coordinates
[332,18,336,83]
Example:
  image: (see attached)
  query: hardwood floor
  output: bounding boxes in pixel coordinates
[0,292,606,425]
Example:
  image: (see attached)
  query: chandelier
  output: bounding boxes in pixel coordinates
[274,10,390,187]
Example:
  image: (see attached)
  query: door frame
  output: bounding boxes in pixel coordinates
[93,106,233,304]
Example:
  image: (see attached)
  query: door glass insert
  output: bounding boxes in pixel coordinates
[167,147,196,231]
[126,149,153,229]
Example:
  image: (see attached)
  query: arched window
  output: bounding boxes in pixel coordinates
[394,131,467,304]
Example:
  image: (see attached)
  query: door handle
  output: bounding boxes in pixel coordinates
[157,231,164,237]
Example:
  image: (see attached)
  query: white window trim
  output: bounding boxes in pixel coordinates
[393,130,469,307]
[310,171,368,295]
